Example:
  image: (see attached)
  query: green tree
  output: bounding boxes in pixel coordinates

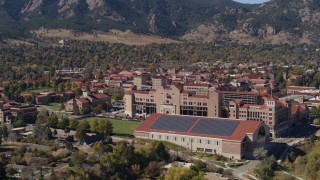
[75,121,90,140]
[90,119,99,132]
[112,92,124,101]
[48,168,57,180]
[165,167,198,180]
[313,119,320,125]
[253,156,276,180]
[75,88,83,97]
[92,142,113,155]
[70,151,86,167]
[69,119,79,130]
[46,115,59,128]
[37,109,49,124]
[310,106,319,116]
[97,120,113,137]
[13,120,27,128]
[253,148,268,160]
[190,160,208,173]
[150,141,170,162]
[57,117,69,129]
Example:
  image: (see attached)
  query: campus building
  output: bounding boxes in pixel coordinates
[125,85,291,137]
[134,114,270,160]
[124,85,221,118]
[228,96,290,137]
[0,105,38,124]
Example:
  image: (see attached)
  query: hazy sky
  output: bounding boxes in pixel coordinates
[234,0,270,4]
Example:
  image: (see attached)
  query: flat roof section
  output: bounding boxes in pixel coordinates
[190,119,239,136]
[151,116,198,132]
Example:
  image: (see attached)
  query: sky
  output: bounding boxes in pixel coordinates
[234,0,270,4]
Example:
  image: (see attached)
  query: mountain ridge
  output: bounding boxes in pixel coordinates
[0,0,319,44]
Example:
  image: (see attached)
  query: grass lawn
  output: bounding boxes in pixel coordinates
[23,87,54,93]
[84,117,141,136]
[211,161,227,168]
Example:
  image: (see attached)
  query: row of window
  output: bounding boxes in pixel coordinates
[135,98,155,102]
[182,102,208,106]
[150,134,219,145]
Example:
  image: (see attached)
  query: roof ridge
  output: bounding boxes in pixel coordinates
[186,117,202,133]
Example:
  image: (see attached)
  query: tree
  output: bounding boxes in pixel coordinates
[73,104,81,115]
[13,120,27,128]
[1,126,8,140]
[97,120,113,137]
[70,151,86,167]
[75,121,90,140]
[46,115,59,128]
[57,117,69,129]
[190,160,208,173]
[165,167,198,180]
[143,161,165,178]
[150,141,170,162]
[310,106,319,116]
[253,148,268,160]
[33,124,52,144]
[37,109,49,124]
[92,142,113,155]
[75,88,83,97]
[69,119,79,130]
[112,92,124,101]
[253,156,276,180]
[313,119,320,125]
[60,103,65,110]
[90,119,99,132]
[48,168,57,180]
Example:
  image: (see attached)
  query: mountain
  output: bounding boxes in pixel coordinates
[0,0,320,44]
[0,0,253,38]
[184,0,320,44]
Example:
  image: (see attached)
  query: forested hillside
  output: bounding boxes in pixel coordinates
[1,0,320,43]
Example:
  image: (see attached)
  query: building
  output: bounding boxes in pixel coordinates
[228,97,290,137]
[134,114,270,160]
[183,83,212,95]
[219,90,261,107]
[134,75,147,90]
[0,105,38,124]
[152,76,167,90]
[65,98,90,114]
[287,86,316,95]
[124,86,221,118]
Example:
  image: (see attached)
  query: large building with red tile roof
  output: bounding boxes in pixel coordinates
[134,114,270,160]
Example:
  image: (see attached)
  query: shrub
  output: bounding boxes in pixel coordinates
[313,119,320,125]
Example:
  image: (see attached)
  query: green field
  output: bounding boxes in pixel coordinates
[84,118,141,136]
[24,87,54,93]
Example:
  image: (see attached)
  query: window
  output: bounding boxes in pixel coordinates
[166,136,169,140]
[189,138,193,143]
[151,134,154,139]
[207,140,211,144]
[198,139,202,144]
[205,149,212,153]
[181,137,185,142]
[174,137,177,141]
[216,141,219,145]
[158,135,162,140]
[197,148,204,152]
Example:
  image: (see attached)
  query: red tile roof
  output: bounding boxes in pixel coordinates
[92,93,109,99]
[77,98,89,104]
[135,114,262,142]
